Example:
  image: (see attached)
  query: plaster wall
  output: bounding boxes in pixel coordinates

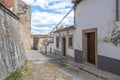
[47,43,54,53]
[54,29,75,58]
[74,0,120,60]
[67,30,74,58]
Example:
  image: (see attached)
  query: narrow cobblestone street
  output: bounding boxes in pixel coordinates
[23,50,105,80]
[1,0,120,80]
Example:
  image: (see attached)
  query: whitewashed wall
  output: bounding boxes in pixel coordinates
[74,0,120,60]
[54,29,75,58]
[67,30,75,58]
[54,33,61,52]
[47,42,54,53]
[41,44,45,52]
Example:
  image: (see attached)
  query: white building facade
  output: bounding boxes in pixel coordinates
[41,40,54,54]
[73,0,120,75]
[53,26,75,61]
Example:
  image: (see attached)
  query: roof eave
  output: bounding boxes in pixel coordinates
[54,26,76,33]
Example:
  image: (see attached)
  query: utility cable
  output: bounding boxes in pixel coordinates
[49,5,75,33]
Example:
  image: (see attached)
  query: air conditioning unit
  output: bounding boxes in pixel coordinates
[72,0,81,4]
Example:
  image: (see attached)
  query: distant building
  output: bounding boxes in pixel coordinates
[31,34,52,50]
[41,39,54,54]
[53,26,75,60]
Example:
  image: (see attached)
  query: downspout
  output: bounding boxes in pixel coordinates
[73,5,76,28]
[116,0,119,21]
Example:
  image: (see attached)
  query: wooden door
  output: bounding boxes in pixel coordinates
[62,37,66,57]
[87,32,95,65]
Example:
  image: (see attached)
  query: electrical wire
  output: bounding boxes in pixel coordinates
[49,5,75,33]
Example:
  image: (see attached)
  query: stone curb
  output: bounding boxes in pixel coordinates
[67,60,120,80]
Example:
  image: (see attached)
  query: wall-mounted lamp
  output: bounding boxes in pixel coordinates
[17,5,28,15]
[72,0,81,4]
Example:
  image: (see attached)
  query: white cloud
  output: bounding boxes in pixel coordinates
[23,0,73,10]
[22,0,74,34]
[22,0,35,5]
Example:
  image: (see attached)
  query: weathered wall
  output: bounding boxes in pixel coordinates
[38,39,44,50]
[54,29,75,58]
[33,37,39,50]
[47,42,54,53]
[67,30,74,58]
[74,0,120,60]
[0,3,26,80]
[0,0,14,9]
[18,0,31,51]
[54,33,61,53]
[0,0,18,14]
[74,0,120,75]
[41,42,54,54]
[32,37,52,50]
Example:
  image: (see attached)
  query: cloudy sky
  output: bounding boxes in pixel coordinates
[22,0,74,34]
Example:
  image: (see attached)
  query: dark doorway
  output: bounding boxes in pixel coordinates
[82,28,97,66]
[87,32,95,65]
[62,37,66,57]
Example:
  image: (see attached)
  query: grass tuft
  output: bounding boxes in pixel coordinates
[4,68,22,80]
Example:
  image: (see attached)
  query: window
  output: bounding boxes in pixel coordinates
[68,35,73,49]
[56,37,59,48]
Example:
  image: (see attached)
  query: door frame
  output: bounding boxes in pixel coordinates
[62,36,66,57]
[82,28,97,67]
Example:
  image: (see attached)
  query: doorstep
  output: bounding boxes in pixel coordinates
[67,60,120,80]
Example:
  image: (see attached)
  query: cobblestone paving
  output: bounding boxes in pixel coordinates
[22,61,72,80]
[24,50,105,80]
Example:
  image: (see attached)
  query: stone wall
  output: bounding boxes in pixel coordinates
[33,37,39,50]
[0,3,26,80]
[0,0,18,14]
[18,0,31,51]
[0,0,14,9]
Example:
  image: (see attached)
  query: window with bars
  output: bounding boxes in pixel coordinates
[56,37,59,48]
[68,35,73,49]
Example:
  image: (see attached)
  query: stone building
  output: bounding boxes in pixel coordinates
[0,0,18,14]
[53,26,75,60]
[0,0,31,51]
[41,39,54,54]
[18,0,31,51]
[31,35,52,50]
[0,0,31,79]
[33,37,39,50]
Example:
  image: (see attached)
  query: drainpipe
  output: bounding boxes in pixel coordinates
[73,5,76,28]
[116,0,119,21]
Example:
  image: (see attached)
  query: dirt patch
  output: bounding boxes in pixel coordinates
[21,61,73,80]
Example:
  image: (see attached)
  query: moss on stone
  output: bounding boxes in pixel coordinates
[4,68,22,80]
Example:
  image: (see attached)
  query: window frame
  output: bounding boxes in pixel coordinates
[68,35,73,49]
[56,37,59,48]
